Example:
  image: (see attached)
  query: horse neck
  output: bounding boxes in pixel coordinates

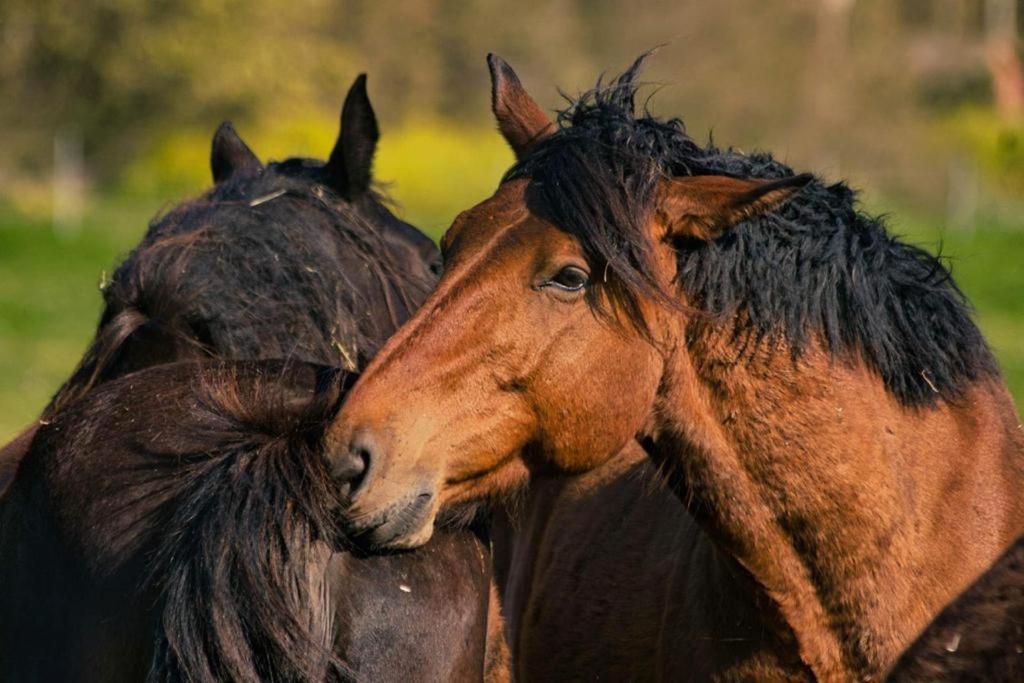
[650,328,1024,680]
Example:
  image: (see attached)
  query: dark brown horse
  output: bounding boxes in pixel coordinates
[331,55,1024,679]
[491,443,806,680]
[0,76,505,681]
[1,359,493,681]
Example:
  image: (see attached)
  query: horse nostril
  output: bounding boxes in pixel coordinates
[333,431,377,499]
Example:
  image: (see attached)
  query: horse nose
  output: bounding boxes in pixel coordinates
[332,429,378,500]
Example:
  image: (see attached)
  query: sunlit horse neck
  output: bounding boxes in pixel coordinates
[332,55,1024,679]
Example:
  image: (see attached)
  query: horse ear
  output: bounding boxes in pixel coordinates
[326,73,379,198]
[658,173,814,240]
[487,53,554,159]
[211,122,262,183]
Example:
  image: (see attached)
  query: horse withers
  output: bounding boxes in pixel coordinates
[0,75,506,681]
[330,55,1024,680]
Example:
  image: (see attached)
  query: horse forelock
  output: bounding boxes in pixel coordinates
[505,54,997,406]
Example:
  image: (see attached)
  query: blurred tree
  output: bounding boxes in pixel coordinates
[0,0,1021,210]
[0,0,353,185]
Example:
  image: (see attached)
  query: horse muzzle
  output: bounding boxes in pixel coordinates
[340,489,438,552]
[329,419,441,551]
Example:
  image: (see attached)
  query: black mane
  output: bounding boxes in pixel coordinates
[48,159,436,413]
[507,56,997,405]
[22,360,352,682]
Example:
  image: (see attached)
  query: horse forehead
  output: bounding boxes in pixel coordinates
[417,191,550,323]
[452,181,570,260]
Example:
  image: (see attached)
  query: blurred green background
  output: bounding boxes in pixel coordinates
[1,0,1022,441]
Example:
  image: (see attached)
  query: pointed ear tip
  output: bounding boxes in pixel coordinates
[213,121,235,137]
[340,75,378,138]
[345,74,370,101]
[487,53,517,81]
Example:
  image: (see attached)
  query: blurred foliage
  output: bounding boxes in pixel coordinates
[373,120,514,234]
[944,107,1024,191]
[0,0,353,181]
[1,0,1022,206]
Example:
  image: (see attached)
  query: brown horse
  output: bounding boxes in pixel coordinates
[331,55,1024,679]
[1,75,506,681]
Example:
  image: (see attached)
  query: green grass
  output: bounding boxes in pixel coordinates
[0,197,150,441]
[0,145,1021,441]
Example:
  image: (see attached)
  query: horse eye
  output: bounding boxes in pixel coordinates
[545,265,590,292]
[428,253,444,277]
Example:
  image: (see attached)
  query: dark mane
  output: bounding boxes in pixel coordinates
[144,361,350,683]
[507,55,997,405]
[48,160,435,414]
[28,360,353,682]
